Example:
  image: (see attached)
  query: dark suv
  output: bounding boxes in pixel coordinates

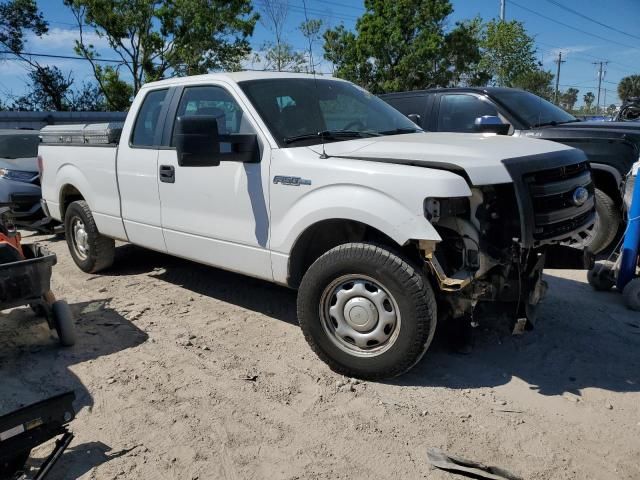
[381,87,640,253]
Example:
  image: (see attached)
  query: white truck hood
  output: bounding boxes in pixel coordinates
[309,132,578,186]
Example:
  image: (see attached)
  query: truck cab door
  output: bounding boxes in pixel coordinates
[156,83,272,281]
[117,88,172,252]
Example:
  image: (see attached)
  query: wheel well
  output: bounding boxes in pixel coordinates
[591,168,622,206]
[59,184,84,219]
[287,219,420,288]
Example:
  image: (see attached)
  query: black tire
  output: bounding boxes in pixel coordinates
[52,300,76,346]
[587,260,616,291]
[64,200,115,273]
[623,278,640,311]
[588,189,621,254]
[297,243,437,380]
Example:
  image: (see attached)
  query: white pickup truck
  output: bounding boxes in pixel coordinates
[39,72,595,379]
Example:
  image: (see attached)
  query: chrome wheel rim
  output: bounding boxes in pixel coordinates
[320,274,401,357]
[71,217,89,260]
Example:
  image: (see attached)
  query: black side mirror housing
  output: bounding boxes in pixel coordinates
[174,115,260,167]
[407,113,422,126]
[175,115,222,167]
[474,115,510,135]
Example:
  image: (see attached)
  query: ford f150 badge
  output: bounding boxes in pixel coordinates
[273,176,312,186]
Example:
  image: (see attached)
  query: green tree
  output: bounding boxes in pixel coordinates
[65,0,258,104]
[618,74,640,100]
[10,66,105,111]
[560,87,579,111]
[299,18,324,73]
[583,91,595,113]
[479,19,538,87]
[254,43,306,72]
[255,0,309,72]
[0,0,47,54]
[12,66,73,111]
[0,0,104,111]
[0,0,51,104]
[93,66,133,111]
[13,68,101,111]
[322,0,485,93]
[511,69,554,101]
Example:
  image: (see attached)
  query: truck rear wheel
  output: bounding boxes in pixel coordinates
[64,200,115,273]
[297,243,437,380]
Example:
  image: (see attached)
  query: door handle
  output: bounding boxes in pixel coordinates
[159,165,175,183]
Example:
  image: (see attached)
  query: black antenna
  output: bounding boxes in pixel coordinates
[301,0,328,159]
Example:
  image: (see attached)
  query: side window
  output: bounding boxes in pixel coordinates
[437,94,498,133]
[171,85,254,145]
[131,89,168,147]
[385,96,424,117]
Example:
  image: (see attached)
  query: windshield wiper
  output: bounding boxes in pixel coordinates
[283,130,381,145]
[378,127,422,135]
[532,119,580,128]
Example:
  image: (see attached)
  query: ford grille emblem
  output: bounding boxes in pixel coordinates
[572,186,589,207]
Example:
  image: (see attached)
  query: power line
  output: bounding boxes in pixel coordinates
[543,0,640,42]
[527,39,637,74]
[312,0,363,13]
[0,50,124,63]
[509,1,640,51]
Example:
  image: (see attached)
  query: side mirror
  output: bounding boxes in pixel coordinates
[407,113,421,126]
[174,116,260,166]
[175,115,221,167]
[474,115,510,135]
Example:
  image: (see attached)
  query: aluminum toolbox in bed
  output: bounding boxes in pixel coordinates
[39,124,85,144]
[40,122,123,145]
[82,122,123,144]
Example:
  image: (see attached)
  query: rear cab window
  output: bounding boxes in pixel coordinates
[131,89,169,147]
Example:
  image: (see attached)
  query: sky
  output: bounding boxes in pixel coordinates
[1,0,639,108]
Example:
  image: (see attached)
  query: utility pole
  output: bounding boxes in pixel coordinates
[593,61,609,115]
[500,0,506,21]
[554,52,565,105]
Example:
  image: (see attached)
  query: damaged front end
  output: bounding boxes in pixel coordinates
[419,151,596,330]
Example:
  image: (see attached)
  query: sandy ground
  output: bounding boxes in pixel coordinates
[1,233,639,480]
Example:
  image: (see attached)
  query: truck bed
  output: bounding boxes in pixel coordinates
[39,143,127,241]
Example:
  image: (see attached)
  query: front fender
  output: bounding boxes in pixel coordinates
[271,183,442,254]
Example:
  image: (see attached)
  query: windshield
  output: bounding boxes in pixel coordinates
[0,132,40,159]
[491,90,577,128]
[239,78,421,146]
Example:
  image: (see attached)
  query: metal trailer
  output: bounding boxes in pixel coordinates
[0,391,75,479]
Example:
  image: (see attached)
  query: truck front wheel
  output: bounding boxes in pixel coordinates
[64,200,115,273]
[297,243,437,380]
[588,189,621,254]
